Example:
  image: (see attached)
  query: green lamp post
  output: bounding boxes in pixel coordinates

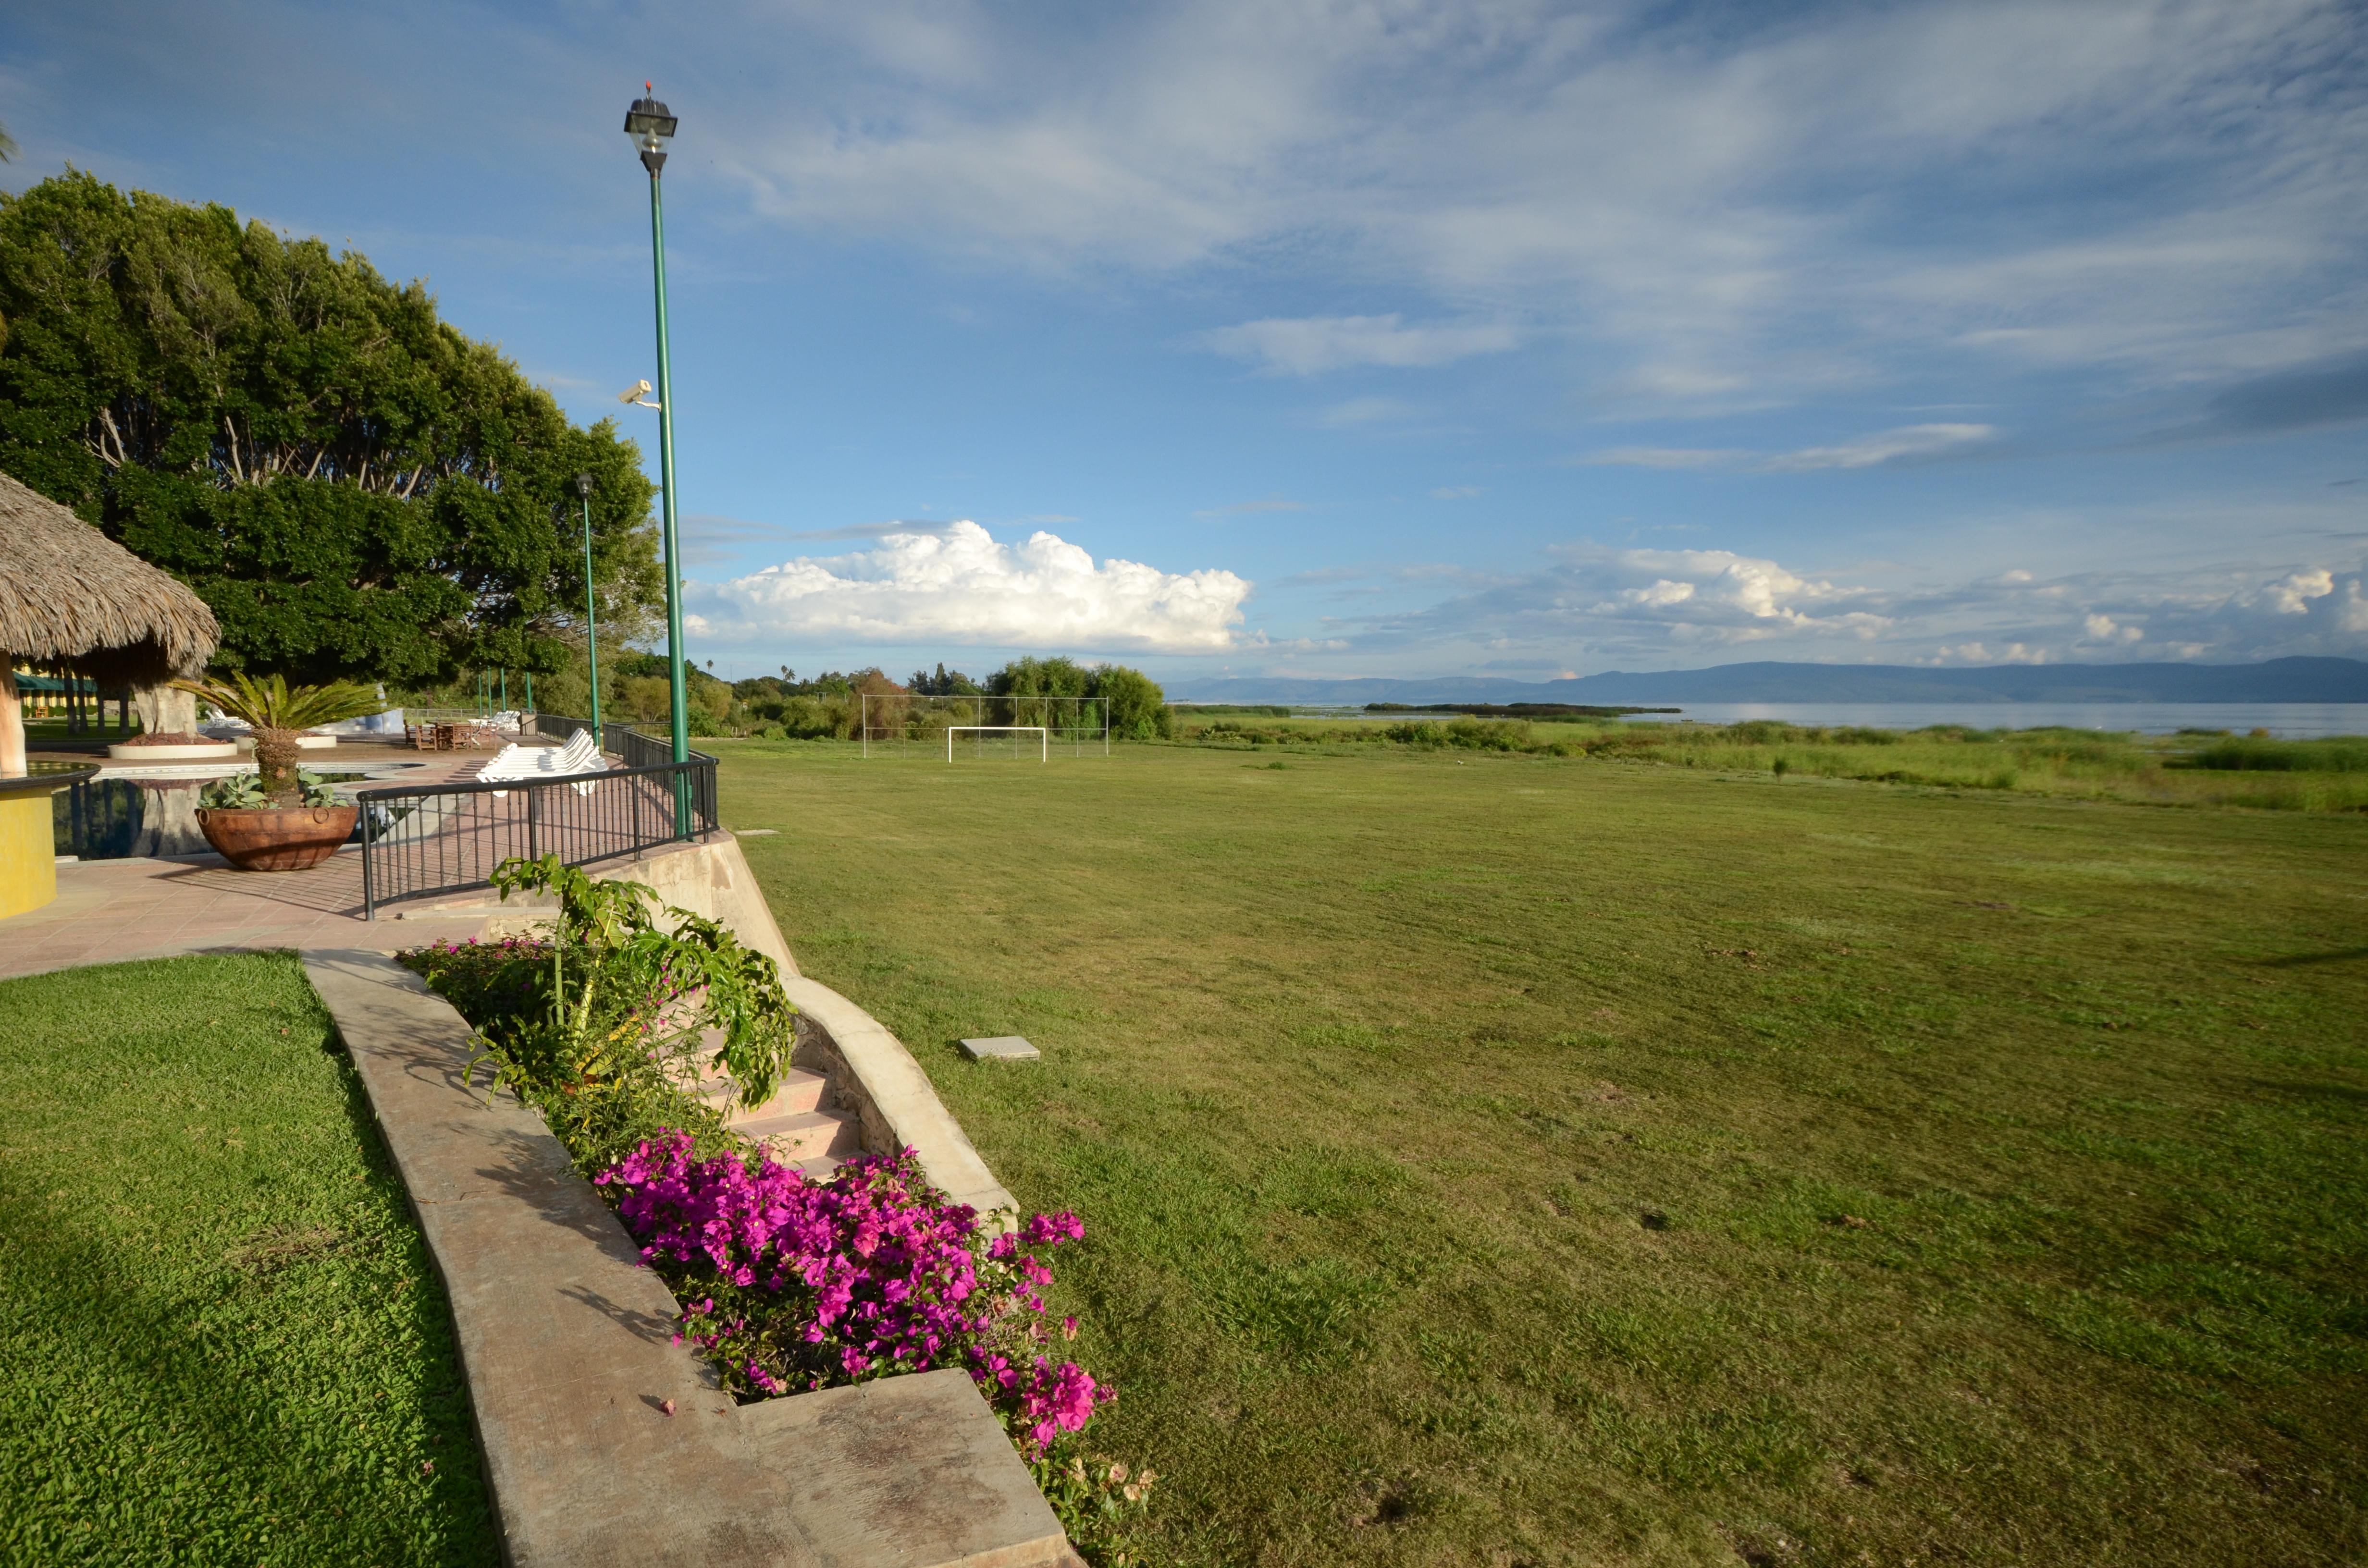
[574,472,603,744]
[624,86,691,836]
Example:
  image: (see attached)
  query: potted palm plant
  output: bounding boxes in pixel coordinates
[173,674,382,870]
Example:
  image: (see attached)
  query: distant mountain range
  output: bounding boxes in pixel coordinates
[1168,656,2368,706]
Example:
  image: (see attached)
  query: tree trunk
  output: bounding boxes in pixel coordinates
[131,682,198,741]
[252,727,304,803]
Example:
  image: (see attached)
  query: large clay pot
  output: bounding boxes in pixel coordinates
[196,804,359,871]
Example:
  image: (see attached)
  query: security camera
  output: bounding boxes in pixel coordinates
[617,379,661,410]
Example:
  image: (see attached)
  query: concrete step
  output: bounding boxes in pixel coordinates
[735,1108,862,1164]
[797,1155,845,1182]
[689,1065,829,1116]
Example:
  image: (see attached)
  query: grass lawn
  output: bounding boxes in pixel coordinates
[718,738,2368,1567]
[0,953,497,1567]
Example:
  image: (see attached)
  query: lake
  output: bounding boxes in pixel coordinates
[1613,702,2368,737]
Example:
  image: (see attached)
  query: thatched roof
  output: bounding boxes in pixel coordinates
[0,470,219,687]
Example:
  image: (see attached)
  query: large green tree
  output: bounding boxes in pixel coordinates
[0,171,661,686]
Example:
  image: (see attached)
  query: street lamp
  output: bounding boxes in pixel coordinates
[624,85,691,835]
[575,472,602,743]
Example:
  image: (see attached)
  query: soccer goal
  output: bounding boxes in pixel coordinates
[947,725,1048,762]
[860,693,1109,759]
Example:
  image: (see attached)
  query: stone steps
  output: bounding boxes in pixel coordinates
[735,1107,864,1165]
[686,1037,860,1176]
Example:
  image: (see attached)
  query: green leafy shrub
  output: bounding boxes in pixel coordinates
[195,767,343,809]
[2179,737,2368,772]
[402,855,798,1173]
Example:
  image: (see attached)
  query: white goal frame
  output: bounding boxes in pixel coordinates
[861,693,1110,758]
[947,725,1048,762]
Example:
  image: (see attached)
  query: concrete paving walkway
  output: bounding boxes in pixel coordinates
[0,849,519,980]
[2,739,555,981]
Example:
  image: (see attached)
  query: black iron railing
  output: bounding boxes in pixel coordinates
[356,723,716,919]
[531,714,678,771]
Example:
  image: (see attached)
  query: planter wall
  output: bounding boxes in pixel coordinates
[106,741,238,761]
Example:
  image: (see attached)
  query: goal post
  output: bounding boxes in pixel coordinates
[860,693,1110,758]
[947,725,1048,763]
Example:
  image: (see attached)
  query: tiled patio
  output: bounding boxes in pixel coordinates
[1,736,558,982]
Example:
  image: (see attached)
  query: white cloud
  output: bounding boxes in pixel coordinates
[689,521,1251,654]
[2261,567,2335,614]
[1429,485,1485,499]
[1587,424,1997,472]
[1761,423,1998,471]
[1586,446,1756,471]
[1197,315,1519,376]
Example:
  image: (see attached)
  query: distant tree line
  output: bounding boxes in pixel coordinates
[639,656,1178,741]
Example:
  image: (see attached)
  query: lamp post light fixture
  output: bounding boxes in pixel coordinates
[574,472,602,742]
[624,84,692,835]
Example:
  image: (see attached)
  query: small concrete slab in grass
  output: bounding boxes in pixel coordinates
[959,1035,1040,1062]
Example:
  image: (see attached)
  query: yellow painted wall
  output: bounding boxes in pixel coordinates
[0,789,57,919]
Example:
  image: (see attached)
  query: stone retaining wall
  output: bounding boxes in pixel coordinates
[305,948,1074,1568]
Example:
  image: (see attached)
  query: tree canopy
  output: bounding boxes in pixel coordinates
[0,170,661,686]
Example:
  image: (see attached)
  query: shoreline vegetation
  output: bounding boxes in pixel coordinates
[1152,713,2368,812]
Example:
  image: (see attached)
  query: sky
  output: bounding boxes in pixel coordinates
[4,0,2366,687]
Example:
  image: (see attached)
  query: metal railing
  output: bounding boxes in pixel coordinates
[355,721,716,919]
[532,714,677,771]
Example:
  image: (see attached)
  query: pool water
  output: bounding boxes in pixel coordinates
[54,774,369,860]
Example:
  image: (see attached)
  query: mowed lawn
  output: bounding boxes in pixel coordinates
[722,738,2368,1567]
[0,954,497,1567]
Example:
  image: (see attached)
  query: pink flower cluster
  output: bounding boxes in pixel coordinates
[596,1134,1110,1454]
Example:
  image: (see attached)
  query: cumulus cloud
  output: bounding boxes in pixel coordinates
[1586,424,1998,472]
[688,521,1251,654]
[1196,314,1520,375]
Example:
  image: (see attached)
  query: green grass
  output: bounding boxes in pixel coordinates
[0,953,497,1567]
[715,737,2368,1567]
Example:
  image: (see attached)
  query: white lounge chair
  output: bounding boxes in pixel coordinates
[480,729,608,797]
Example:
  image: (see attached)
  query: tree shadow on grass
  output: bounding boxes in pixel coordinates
[0,1176,498,1562]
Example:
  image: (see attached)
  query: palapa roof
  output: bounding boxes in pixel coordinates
[0,469,219,687]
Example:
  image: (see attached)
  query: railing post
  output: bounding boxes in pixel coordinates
[527,783,541,863]
[360,795,376,921]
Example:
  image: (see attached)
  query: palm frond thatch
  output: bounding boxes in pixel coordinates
[0,470,219,686]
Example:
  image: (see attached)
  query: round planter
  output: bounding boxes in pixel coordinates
[196,804,359,871]
[107,740,239,761]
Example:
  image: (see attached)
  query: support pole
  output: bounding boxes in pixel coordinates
[647,160,693,838]
[582,494,603,742]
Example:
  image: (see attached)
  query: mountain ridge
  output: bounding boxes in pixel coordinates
[1168,656,2368,705]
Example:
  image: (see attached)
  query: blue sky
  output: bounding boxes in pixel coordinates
[6,0,2365,684]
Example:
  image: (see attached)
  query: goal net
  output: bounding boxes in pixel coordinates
[860,694,1109,759]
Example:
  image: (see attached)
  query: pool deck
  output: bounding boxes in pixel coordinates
[3,738,539,983]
